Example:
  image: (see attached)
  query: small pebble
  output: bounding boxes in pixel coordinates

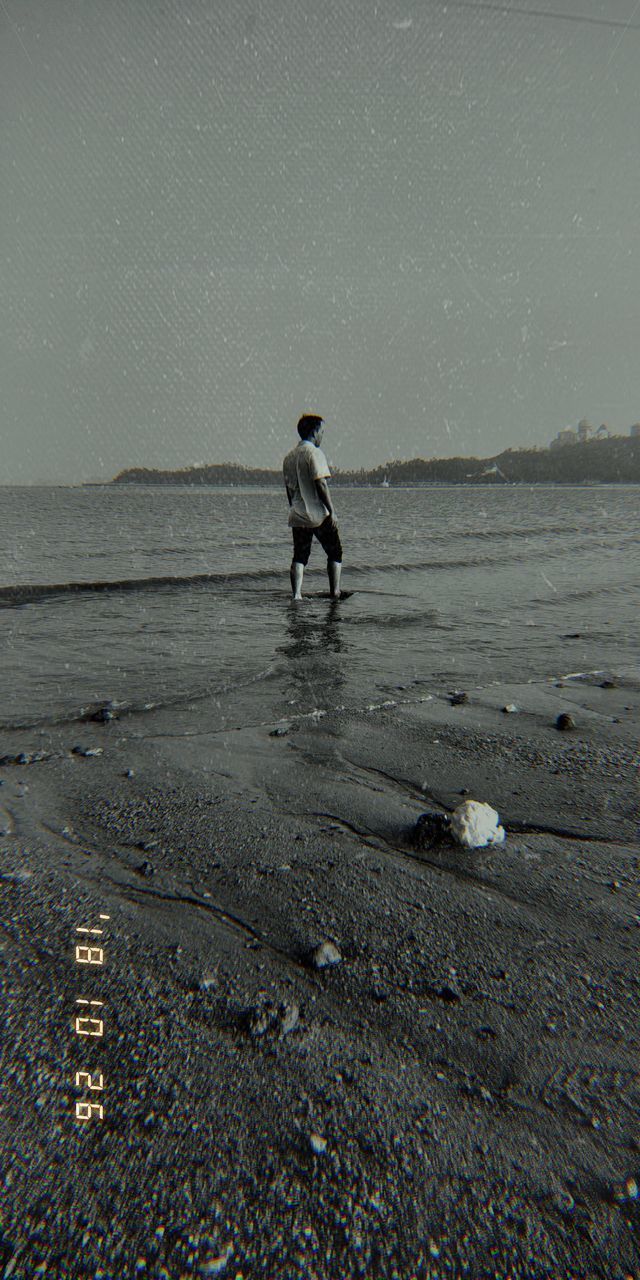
[553,1189,575,1215]
[279,1003,300,1035]
[502,704,518,714]
[310,1133,327,1154]
[312,941,341,969]
[199,1244,233,1276]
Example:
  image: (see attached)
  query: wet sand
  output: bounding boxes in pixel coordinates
[1,672,639,1279]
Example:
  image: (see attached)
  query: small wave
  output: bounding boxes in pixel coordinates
[349,535,639,578]
[529,580,638,606]
[0,567,284,607]
[340,608,447,630]
[349,550,529,575]
[439,523,587,543]
[0,560,456,602]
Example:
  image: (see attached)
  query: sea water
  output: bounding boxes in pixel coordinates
[0,484,638,730]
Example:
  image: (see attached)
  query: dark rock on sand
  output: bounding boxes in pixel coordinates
[449,690,469,706]
[409,810,452,850]
[556,712,576,731]
[87,703,117,723]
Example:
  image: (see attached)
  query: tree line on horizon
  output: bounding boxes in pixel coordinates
[110,436,640,487]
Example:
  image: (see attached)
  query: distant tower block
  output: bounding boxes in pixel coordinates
[577,418,593,443]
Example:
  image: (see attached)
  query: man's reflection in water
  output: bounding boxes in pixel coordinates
[277,599,348,712]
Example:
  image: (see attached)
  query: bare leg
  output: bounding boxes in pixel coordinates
[290,561,304,600]
[328,560,342,599]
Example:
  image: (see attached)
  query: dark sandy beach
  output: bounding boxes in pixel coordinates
[1,671,638,1279]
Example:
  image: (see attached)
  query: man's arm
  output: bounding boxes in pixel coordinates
[284,482,293,507]
[315,478,334,518]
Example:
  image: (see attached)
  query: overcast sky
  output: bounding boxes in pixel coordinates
[2,0,639,482]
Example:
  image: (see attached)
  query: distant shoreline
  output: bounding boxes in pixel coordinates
[109,436,640,487]
[84,478,640,488]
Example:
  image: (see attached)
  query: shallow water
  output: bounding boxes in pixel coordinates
[0,484,638,728]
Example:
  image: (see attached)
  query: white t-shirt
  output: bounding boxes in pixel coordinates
[283,441,331,528]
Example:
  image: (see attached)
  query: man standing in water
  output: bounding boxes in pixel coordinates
[283,414,343,600]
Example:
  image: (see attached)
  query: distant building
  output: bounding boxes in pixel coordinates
[577,418,593,443]
[630,423,640,438]
[596,424,610,439]
[550,427,578,450]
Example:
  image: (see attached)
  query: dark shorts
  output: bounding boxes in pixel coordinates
[292,516,343,566]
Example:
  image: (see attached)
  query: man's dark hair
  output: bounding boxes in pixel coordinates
[297,414,324,440]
